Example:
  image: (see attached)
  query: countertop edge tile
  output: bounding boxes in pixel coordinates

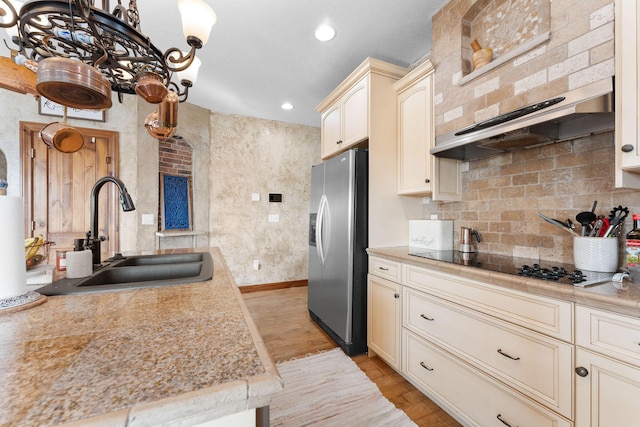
[57,409,129,427]
[127,379,249,427]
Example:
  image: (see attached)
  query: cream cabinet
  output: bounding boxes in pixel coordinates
[403,330,572,427]
[393,60,461,200]
[317,58,425,248]
[320,76,369,159]
[404,286,573,418]
[614,0,640,188]
[367,256,401,370]
[575,305,640,426]
[370,258,576,424]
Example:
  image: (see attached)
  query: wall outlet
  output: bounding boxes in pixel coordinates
[251,193,260,202]
[253,259,260,270]
[141,214,154,225]
[268,214,279,223]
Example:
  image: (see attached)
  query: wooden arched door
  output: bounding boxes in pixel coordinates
[21,121,120,262]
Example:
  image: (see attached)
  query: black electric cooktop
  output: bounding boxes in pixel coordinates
[408,249,614,287]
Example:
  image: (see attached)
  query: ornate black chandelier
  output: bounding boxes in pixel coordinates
[0,0,215,104]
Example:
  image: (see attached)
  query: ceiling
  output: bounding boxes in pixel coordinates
[136,0,450,128]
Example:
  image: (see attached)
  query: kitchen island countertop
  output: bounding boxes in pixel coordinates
[0,247,282,427]
[368,246,640,319]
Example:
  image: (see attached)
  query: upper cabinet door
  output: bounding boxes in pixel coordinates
[321,102,342,159]
[341,76,369,147]
[394,61,462,200]
[397,78,430,194]
[615,0,640,188]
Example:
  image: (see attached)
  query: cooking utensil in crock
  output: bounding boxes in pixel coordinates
[36,57,112,110]
[537,212,578,235]
[603,205,629,237]
[576,210,597,236]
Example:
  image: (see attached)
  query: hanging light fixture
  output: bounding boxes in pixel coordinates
[0,0,216,107]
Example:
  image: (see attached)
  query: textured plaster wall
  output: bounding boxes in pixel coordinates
[209,112,321,286]
[0,89,317,286]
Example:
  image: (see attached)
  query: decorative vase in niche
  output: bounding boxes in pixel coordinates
[472,48,493,70]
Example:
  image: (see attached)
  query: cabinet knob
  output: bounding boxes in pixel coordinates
[621,144,634,153]
[575,366,589,377]
[394,293,400,299]
[424,178,430,184]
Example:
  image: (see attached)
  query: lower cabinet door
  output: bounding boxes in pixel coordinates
[403,330,572,427]
[367,274,401,369]
[575,348,640,427]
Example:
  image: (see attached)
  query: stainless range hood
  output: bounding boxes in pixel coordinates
[431,78,614,161]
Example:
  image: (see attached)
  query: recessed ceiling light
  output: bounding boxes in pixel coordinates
[314,24,336,42]
[281,102,294,110]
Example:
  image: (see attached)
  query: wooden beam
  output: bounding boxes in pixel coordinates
[0,56,38,96]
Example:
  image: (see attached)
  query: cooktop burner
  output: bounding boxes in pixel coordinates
[408,249,614,287]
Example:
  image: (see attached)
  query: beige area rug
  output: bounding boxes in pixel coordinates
[271,348,417,426]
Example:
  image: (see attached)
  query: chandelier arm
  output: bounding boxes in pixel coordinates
[167,81,188,103]
[0,0,18,28]
[163,45,197,73]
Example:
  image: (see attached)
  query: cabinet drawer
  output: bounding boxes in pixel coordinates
[403,331,572,427]
[369,257,401,282]
[576,305,640,367]
[403,264,573,342]
[404,288,573,418]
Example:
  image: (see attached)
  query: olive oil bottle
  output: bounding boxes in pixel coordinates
[625,214,640,282]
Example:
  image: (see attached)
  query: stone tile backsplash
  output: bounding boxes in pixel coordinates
[422,132,640,264]
[423,0,627,264]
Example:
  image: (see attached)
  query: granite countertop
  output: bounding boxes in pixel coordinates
[368,246,640,319]
[0,247,283,427]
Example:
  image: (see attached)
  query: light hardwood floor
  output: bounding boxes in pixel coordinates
[242,286,461,427]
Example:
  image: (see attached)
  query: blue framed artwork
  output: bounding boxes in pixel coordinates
[160,173,193,230]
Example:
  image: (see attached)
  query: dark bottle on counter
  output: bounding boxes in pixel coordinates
[625,214,640,283]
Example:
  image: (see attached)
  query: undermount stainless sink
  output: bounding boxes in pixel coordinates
[37,252,214,296]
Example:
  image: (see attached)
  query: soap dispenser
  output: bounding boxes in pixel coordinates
[459,227,481,253]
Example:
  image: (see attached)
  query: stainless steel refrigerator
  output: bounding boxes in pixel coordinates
[308,149,368,356]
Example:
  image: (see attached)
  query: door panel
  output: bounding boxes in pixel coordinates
[21,122,119,262]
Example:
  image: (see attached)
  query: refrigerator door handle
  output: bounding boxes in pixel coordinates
[316,194,328,265]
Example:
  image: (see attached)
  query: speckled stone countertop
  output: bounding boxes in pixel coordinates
[368,247,640,318]
[0,247,283,427]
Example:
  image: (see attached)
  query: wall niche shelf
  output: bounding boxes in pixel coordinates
[459,31,550,86]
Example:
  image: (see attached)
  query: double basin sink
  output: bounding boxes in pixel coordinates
[37,252,214,296]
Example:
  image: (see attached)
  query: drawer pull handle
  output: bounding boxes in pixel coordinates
[419,361,434,371]
[496,414,517,427]
[378,267,389,271]
[497,349,520,361]
[420,314,434,321]
[575,366,589,377]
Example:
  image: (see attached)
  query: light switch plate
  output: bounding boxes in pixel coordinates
[141,214,154,225]
[268,214,279,223]
[251,193,260,202]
